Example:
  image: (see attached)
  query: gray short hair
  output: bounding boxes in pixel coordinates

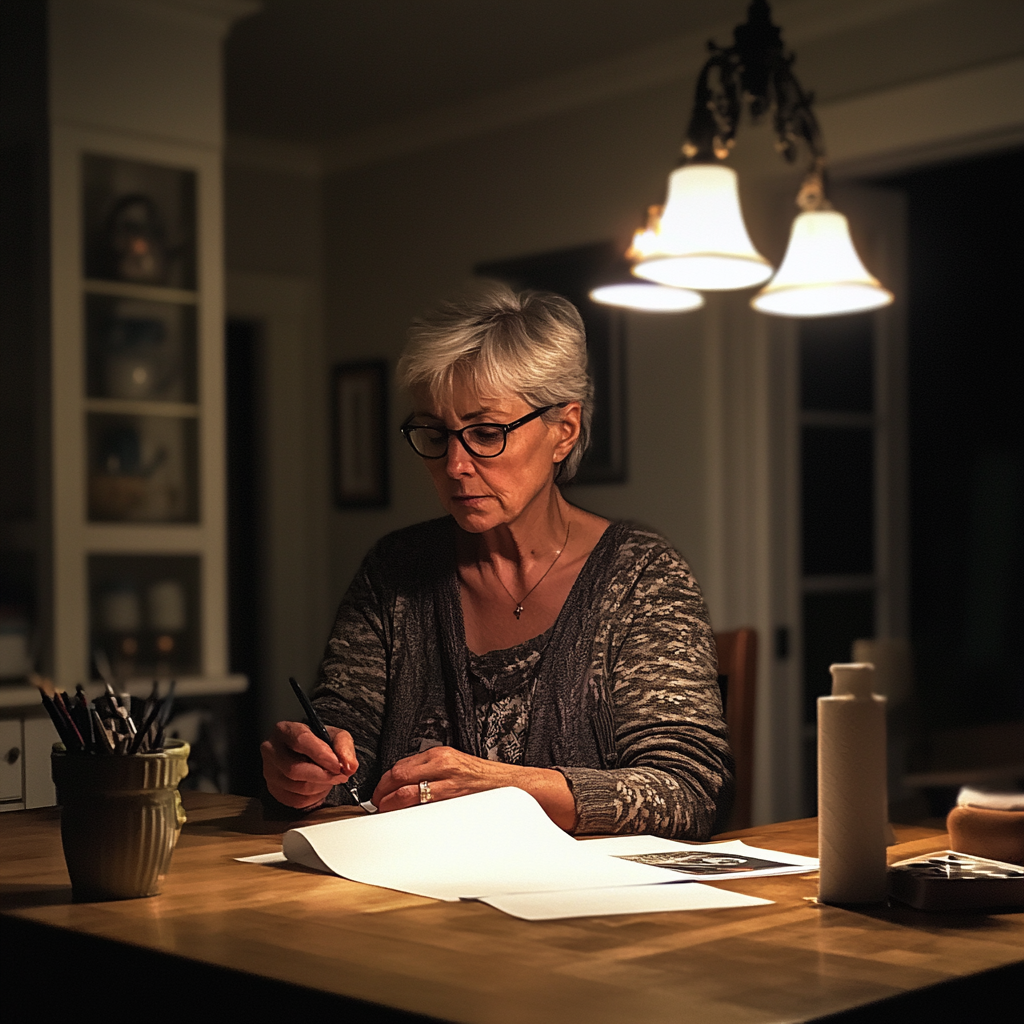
[397,283,594,483]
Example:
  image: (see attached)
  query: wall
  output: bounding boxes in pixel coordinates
[225,0,1024,817]
[320,81,712,595]
[224,163,323,279]
[316,1,1024,605]
[222,161,329,733]
[314,84,819,829]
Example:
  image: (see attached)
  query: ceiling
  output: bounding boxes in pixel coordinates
[223,0,767,144]
[223,0,1016,171]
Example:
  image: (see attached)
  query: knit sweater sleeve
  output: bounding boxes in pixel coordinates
[309,548,392,806]
[557,543,733,839]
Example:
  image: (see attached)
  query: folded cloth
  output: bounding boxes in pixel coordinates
[948,789,1024,866]
[956,787,1024,811]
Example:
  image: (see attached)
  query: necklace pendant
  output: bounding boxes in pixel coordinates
[514,604,523,620]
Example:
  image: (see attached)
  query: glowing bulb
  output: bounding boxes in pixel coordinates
[752,210,893,317]
[625,205,664,261]
[634,164,772,290]
[589,283,704,312]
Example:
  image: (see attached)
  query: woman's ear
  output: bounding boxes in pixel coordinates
[552,402,581,463]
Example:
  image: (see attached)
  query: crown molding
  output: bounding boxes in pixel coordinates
[225,133,324,178]
[81,0,261,38]
[228,0,993,177]
[226,56,1024,184]
[314,0,948,173]
[318,30,709,173]
[823,57,1024,178]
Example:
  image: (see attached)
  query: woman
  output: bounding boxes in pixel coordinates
[261,285,732,838]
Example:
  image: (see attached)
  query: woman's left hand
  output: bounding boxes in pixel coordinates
[371,746,577,830]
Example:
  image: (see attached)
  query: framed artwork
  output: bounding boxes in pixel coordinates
[475,241,627,484]
[332,360,389,508]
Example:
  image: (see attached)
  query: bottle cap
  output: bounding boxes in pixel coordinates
[830,662,876,699]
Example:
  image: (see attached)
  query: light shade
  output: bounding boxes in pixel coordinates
[625,208,663,261]
[589,282,704,312]
[752,210,894,317]
[633,164,773,290]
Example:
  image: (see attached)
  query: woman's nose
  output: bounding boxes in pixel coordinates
[444,435,474,475]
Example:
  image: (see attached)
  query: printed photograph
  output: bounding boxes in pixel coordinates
[618,852,793,875]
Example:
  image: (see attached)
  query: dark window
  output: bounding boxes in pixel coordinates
[801,426,874,576]
[885,148,1024,729]
[800,314,873,412]
[802,590,876,724]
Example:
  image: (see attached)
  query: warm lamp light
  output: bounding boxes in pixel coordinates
[633,164,773,290]
[752,211,894,317]
[626,206,663,261]
[590,282,704,312]
[605,0,893,317]
[587,208,705,312]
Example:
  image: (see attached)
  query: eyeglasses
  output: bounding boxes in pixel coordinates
[400,404,564,459]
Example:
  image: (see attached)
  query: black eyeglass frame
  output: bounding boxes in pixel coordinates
[400,403,566,459]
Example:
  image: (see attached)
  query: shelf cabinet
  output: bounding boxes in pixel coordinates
[75,154,204,681]
[1,134,243,723]
[0,0,253,807]
[52,131,240,697]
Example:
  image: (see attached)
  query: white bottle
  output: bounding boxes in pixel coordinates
[818,662,888,904]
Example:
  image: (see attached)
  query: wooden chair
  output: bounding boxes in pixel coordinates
[714,628,758,831]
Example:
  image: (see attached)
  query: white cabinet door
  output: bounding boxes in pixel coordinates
[0,719,24,807]
[24,716,58,808]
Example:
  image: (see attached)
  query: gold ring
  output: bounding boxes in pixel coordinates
[418,780,433,804]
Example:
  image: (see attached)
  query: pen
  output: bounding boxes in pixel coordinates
[128,700,163,754]
[91,707,116,753]
[35,674,176,756]
[74,685,95,750]
[152,679,176,751]
[288,677,374,812]
[40,692,75,749]
[53,692,86,752]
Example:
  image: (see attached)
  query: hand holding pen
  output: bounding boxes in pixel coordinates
[289,676,366,810]
[259,678,374,812]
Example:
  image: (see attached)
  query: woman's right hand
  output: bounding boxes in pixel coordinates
[260,721,358,809]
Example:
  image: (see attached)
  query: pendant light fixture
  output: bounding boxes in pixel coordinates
[634,164,772,291]
[600,0,893,318]
[751,207,894,317]
[590,206,705,311]
[590,281,706,311]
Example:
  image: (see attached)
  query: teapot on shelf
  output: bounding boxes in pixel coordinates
[103,193,170,285]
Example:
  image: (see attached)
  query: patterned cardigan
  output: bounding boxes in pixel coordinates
[312,517,733,839]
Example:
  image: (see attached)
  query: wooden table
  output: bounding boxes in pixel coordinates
[2,794,1021,1024]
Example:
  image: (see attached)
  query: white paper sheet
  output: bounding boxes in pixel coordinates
[580,836,819,879]
[282,787,681,900]
[481,882,773,921]
[237,851,288,865]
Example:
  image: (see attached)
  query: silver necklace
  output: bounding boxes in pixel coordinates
[491,522,571,619]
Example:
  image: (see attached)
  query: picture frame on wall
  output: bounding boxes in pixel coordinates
[332,360,389,508]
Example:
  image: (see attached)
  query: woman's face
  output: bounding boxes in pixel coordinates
[409,376,580,534]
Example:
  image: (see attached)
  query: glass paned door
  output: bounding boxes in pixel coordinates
[799,312,878,814]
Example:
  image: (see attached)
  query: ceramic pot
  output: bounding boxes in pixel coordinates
[51,739,189,900]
